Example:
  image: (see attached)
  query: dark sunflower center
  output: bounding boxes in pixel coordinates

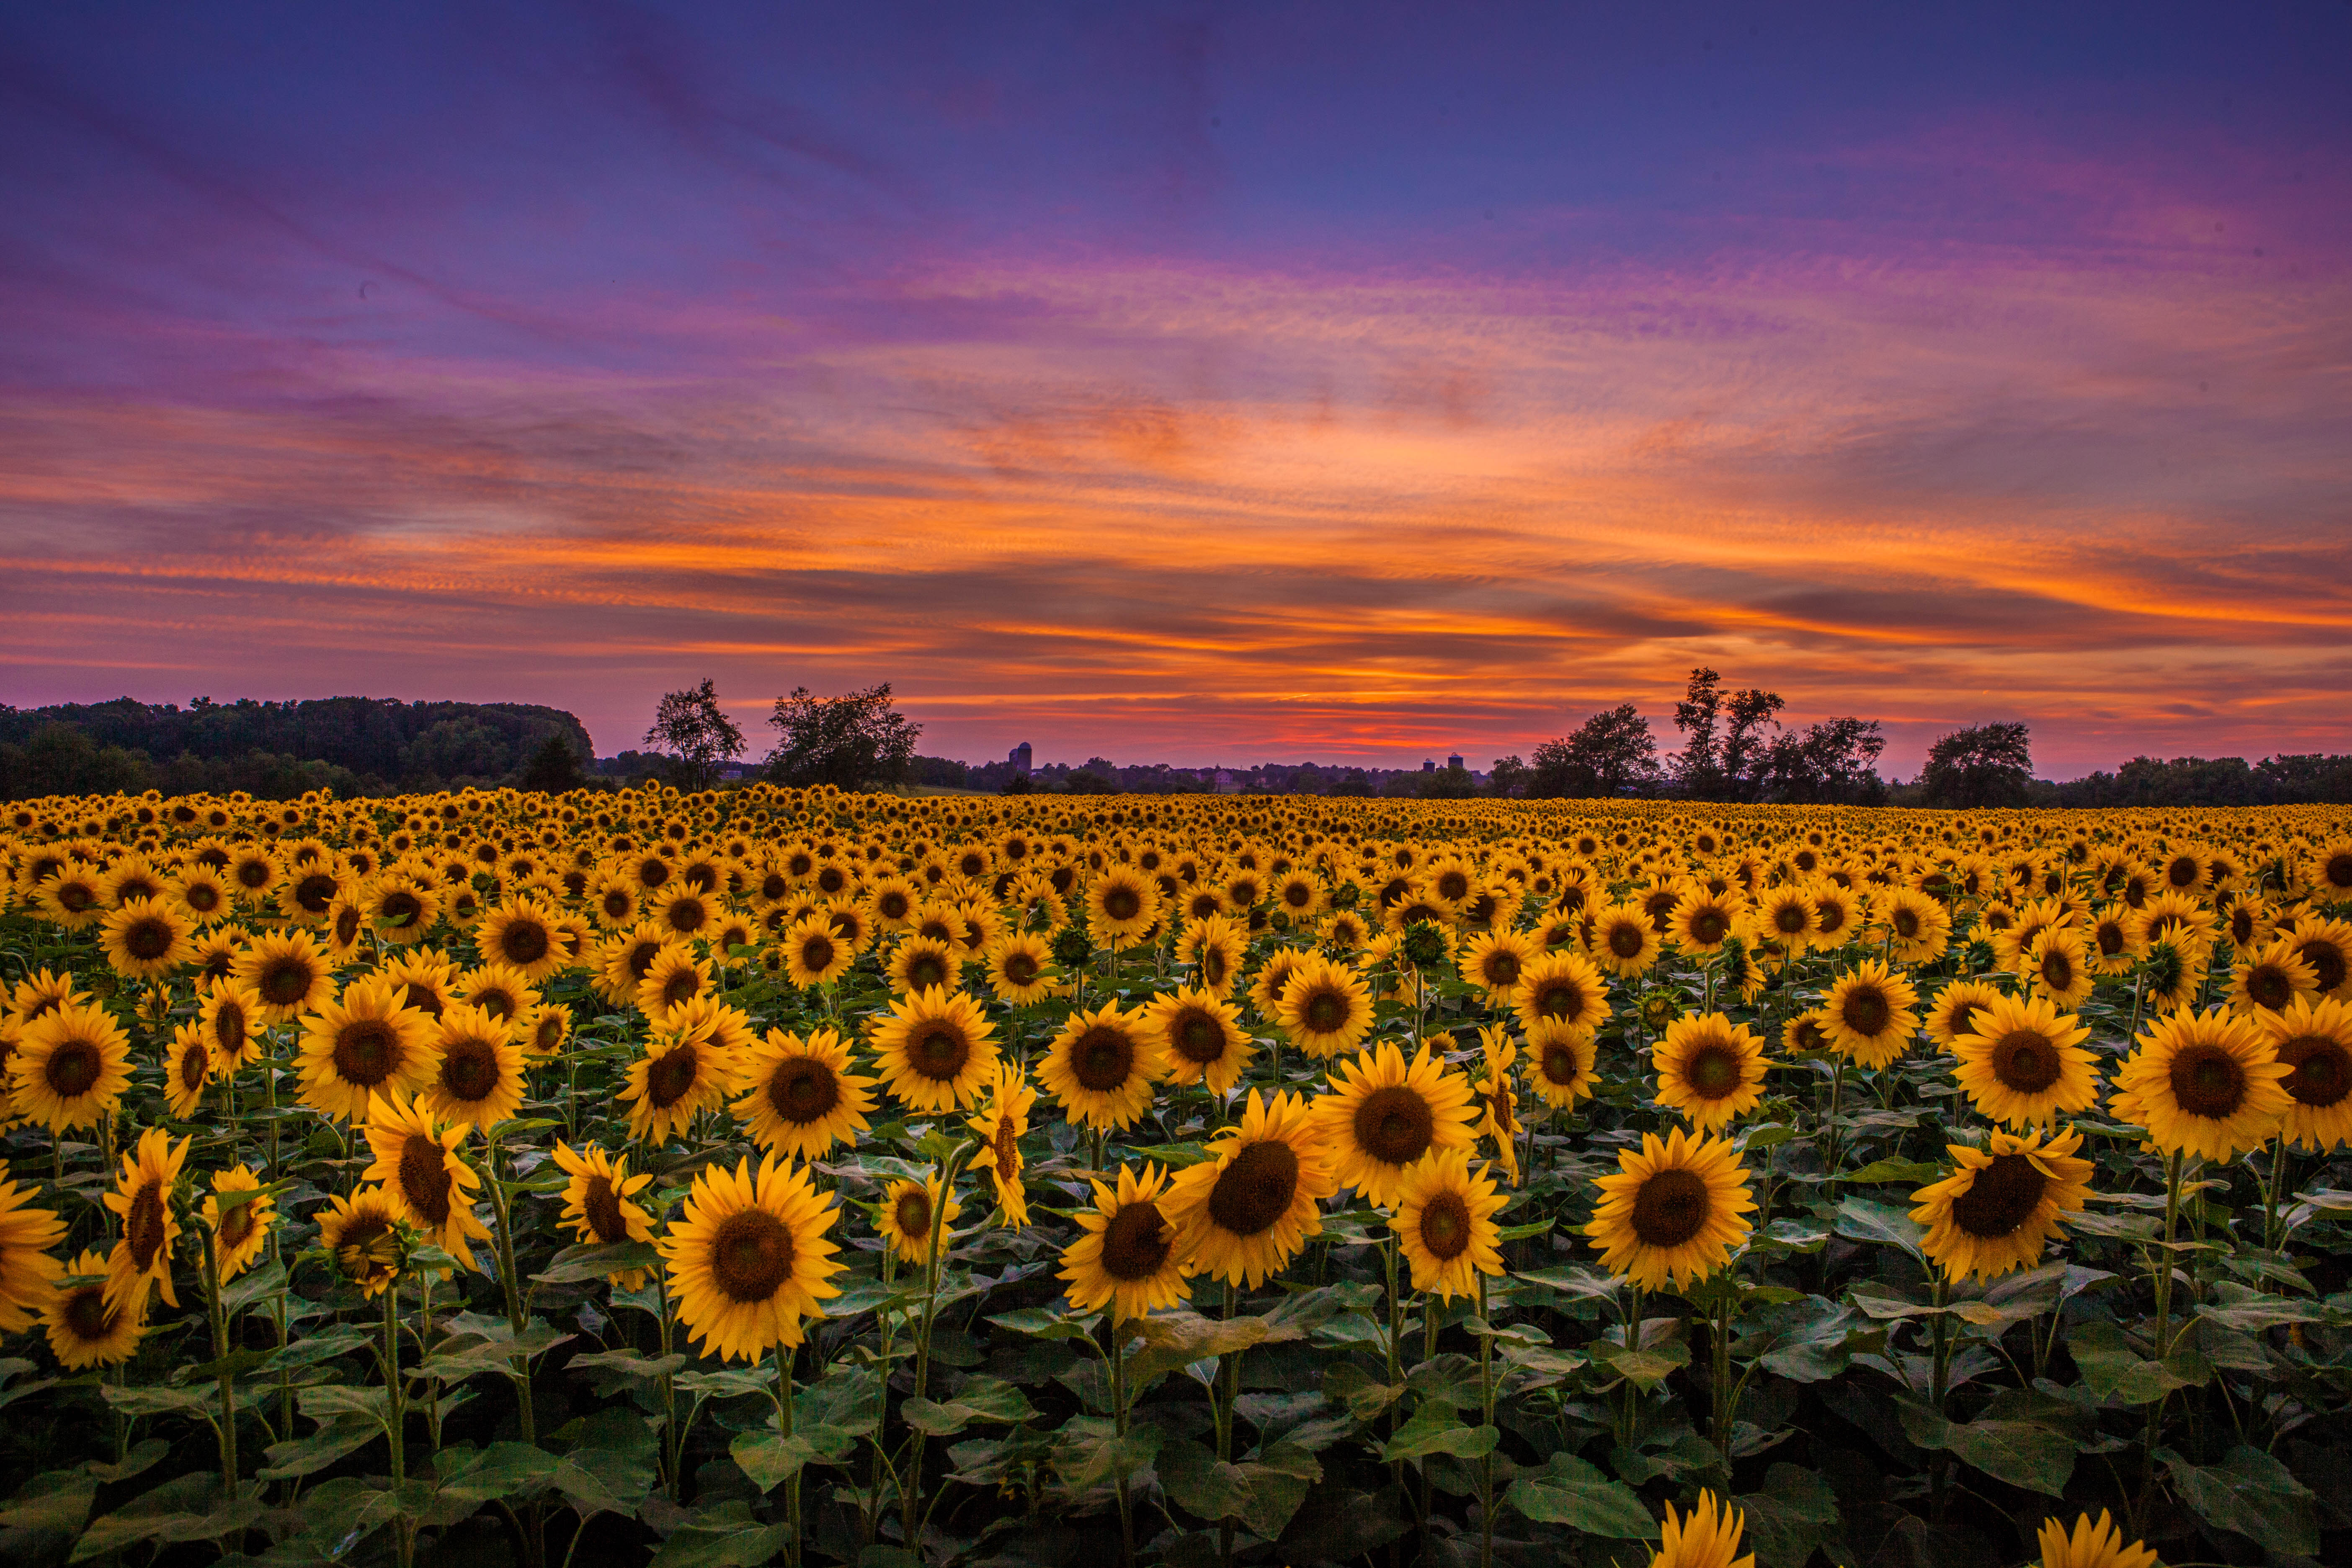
[1354,1085,1435,1166]
[905,952,949,990]
[2325,852,2352,890]
[627,942,661,980]
[2096,921,2125,956]
[64,1288,113,1341]
[1208,1140,1300,1237]
[235,862,271,890]
[769,1057,841,1123]
[333,1020,398,1085]
[2245,965,2294,1010]
[2277,1034,2351,1108]
[475,988,518,1020]
[1103,886,1141,921]
[1203,949,1228,986]
[1841,987,1891,1036]
[188,884,223,913]
[583,1175,627,1242]
[1418,1190,1473,1261]
[258,956,315,1006]
[294,872,338,914]
[398,1135,454,1225]
[1073,1026,1135,1090]
[647,1045,701,1108]
[665,899,706,934]
[2297,941,2347,994]
[910,1022,971,1079]
[1540,1040,1581,1085]
[1101,1202,1172,1279]
[2040,951,2075,992]
[1002,952,1038,985]
[126,1184,168,1270]
[1950,1153,2047,1237]
[1629,1167,1711,1248]
[403,983,444,1020]
[218,1201,255,1249]
[441,1039,501,1103]
[45,1039,103,1098]
[334,905,362,945]
[1537,979,1586,1021]
[709,1208,795,1302]
[1609,923,1647,959]
[1302,988,1348,1033]
[534,1014,565,1052]
[1818,904,1847,935]
[380,891,422,928]
[500,920,551,964]
[179,1043,208,1091]
[1774,905,1808,934]
[894,1188,933,1239]
[1690,910,1728,945]
[799,936,837,973]
[2169,1041,2248,1118]
[124,918,173,961]
[1893,909,1921,938]
[1173,1012,1226,1064]
[1484,952,1521,988]
[603,890,633,918]
[1685,1043,1742,1099]
[1990,1031,2061,1092]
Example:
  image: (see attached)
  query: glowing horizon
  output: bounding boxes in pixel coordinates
[5,5,2348,779]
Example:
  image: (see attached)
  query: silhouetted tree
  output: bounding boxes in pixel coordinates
[1529,704,1661,797]
[765,683,921,790]
[1919,722,2034,808]
[1757,717,1887,804]
[645,679,745,791]
[519,734,589,793]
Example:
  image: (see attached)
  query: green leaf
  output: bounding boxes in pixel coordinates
[258,1416,383,1480]
[645,1504,792,1568]
[1322,1362,1403,1421]
[1155,1437,1254,1521]
[1833,1196,1927,1265]
[1736,1464,1843,1568]
[532,1240,662,1285]
[219,1259,289,1318]
[70,1474,269,1563]
[1896,1401,2075,1497]
[1839,1157,1943,1184]
[1743,1296,1862,1383]
[431,1442,561,1506]
[985,1306,1094,1341]
[1237,1444,1318,1540]
[2167,1445,2318,1556]
[2195,1282,2329,1331]
[0,1472,97,1539]
[1057,1425,1163,1492]
[84,1440,171,1485]
[1378,1406,1498,1463]
[1511,1264,1627,1302]
[1504,1451,1653,1537]
[730,1426,858,1490]
[100,1383,214,1418]
[550,1445,656,1519]
[1587,1335,1689,1392]
[297,1382,393,1429]
[2066,1319,2205,1405]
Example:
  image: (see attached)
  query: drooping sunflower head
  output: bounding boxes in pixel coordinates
[732,1026,875,1159]
[551,1141,655,1287]
[1585,1127,1756,1292]
[1163,1088,1339,1288]
[102,1127,190,1315]
[1060,1161,1188,1323]
[44,1249,145,1370]
[1524,1018,1599,1111]
[1652,1012,1771,1132]
[317,1187,408,1299]
[1315,1040,1479,1209]
[634,942,713,1026]
[201,1166,277,1282]
[164,1021,214,1119]
[362,1091,489,1267]
[623,1014,740,1145]
[1911,1124,2094,1283]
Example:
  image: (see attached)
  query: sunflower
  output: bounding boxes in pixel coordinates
[983,933,1057,1007]
[322,891,369,961]
[869,986,1001,1113]
[2111,1007,2290,1161]
[1524,1018,1599,1111]
[732,1027,875,1159]
[1456,928,1535,1001]
[2035,1510,2159,1568]
[1162,1090,1338,1288]
[1922,979,2002,1051]
[456,962,538,1024]
[422,1003,527,1131]
[2025,927,2096,1008]
[201,1166,277,1282]
[235,928,333,1024]
[1652,1013,1771,1132]
[1179,915,1249,998]
[0,1178,66,1333]
[1806,882,1861,949]
[1319,909,1372,952]
[1911,1124,2094,1282]
[34,867,106,930]
[887,934,961,995]
[552,1142,657,1288]
[1086,866,1161,950]
[295,976,439,1123]
[1513,949,1609,1038]
[361,1093,492,1268]
[319,1187,409,1297]
[226,846,282,905]
[1315,1041,1479,1208]
[1586,1127,1755,1292]
[1470,1027,1522,1183]
[1752,886,1819,951]
[1669,892,1745,957]
[622,1014,740,1145]
[2253,995,2352,1152]
[636,943,713,1025]
[519,1002,572,1061]
[1589,903,1661,978]
[779,913,854,990]
[866,875,920,930]
[45,1250,146,1370]
[98,896,194,980]
[1041,1003,1167,1131]
[651,888,715,941]
[1873,887,1952,963]
[10,1001,133,1134]
[1650,1490,1754,1568]
[1060,1162,1189,1321]
[2138,890,2217,960]
[1140,985,1254,1096]
[170,867,234,925]
[199,978,264,1070]
[1821,959,1921,1069]
[2084,908,2141,975]
[1275,955,1377,1060]
[877,1172,962,1267]
[7,967,82,1025]
[2230,935,2321,1015]
[361,873,441,946]
[164,1021,215,1119]
[1947,993,2099,1129]
[590,875,642,930]
[1390,1148,1506,1301]
[967,1063,1037,1227]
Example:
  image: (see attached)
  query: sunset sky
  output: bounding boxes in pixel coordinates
[5,3,2348,777]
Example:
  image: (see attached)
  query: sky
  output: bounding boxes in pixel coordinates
[4,2,2349,778]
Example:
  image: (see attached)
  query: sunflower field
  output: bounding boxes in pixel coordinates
[2,787,2350,1568]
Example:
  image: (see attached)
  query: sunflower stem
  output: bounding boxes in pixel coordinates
[772,1341,801,1568]
[2263,1136,2294,1254]
[1478,1270,1496,1568]
[482,1129,538,1449]
[2138,1148,2187,1527]
[1110,1318,1133,1568]
[384,1279,414,1568]
[199,1218,240,1500]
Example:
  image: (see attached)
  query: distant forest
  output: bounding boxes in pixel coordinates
[0,697,595,801]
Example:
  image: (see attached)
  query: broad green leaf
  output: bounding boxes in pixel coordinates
[1057,1425,1163,1492]
[258,1416,383,1480]
[645,1503,792,1568]
[1156,1436,1254,1521]
[1833,1197,1927,1265]
[1378,1406,1498,1463]
[2195,1282,2329,1331]
[532,1240,661,1285]
[1587,1335,1689,1391]
[1897,1400,2075,1497]
[1504,1451,1653,1537]
[2167,1446,2318,1556]
[730,1426,858,1490]
[1839,1158,1943,1184]
[985,1307,1094,1341]
[1736,1463,1843,1568]
[2066,1319,2206,1405]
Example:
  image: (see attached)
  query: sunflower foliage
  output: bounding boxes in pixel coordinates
[0,786,2348,1568]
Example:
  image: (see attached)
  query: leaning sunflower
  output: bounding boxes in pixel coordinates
[163,1022,215,1119]
[1651,1012,1771,1133]
[1820,958,1921,1069]
[0,1178,67,1332]
[1950,993,2101,1129]
[200,1166,277,1282]
[635,943,713,1025]
[2111,1007,2290,1162]
[45,1250,146,1370]
[869,986,1001,1113]
[966,1063,1038,1227]
[552,1142,658,1288]
[877,1172,962,1267]
[1040,1003,1167,1131]
[1140,985,1254,1096]
[1586,1127,1756,1292]
[102,1129,189,1313]
[731,1027,876,1160]
[1060,1162,1189,1322]
[1313,1041,1479,1209]
[1910,1124,2094,1282]
[10,1001,133,1134]
[660,1154,841,1361]
[294,975,439,1123]
[1162,1089,1339,1288]
[317,1187,408,1299]
[1274,955,1377,1060]
[1390,1148,1506,1301]
[2252,995,2352,1152]
[361,1093,493,1269]
[199,978,264,1071]
[622,1014,740,1146]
